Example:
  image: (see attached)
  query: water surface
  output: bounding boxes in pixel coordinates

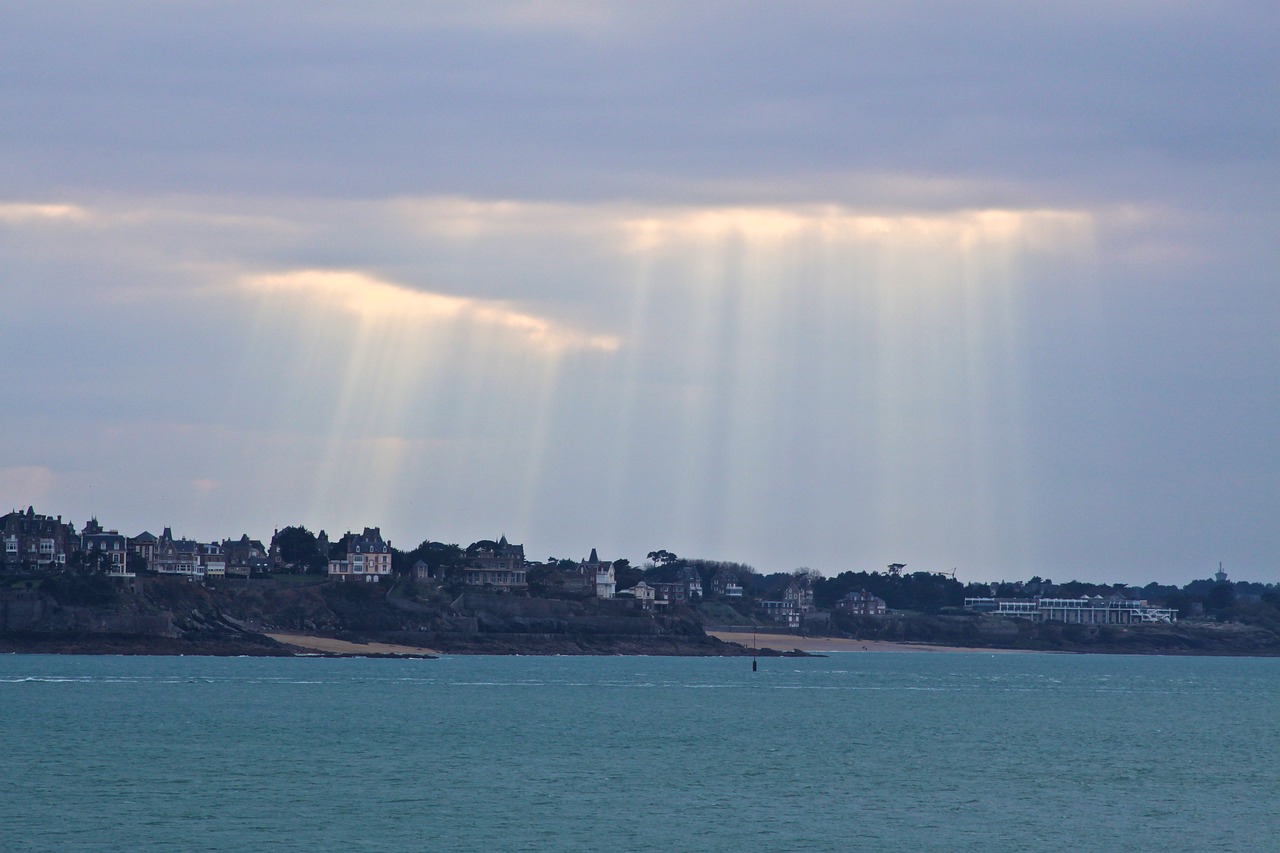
[2,653,1275,851]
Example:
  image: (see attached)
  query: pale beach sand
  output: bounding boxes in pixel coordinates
[266,633,439,656]
[709,630,1036,654]
[266,630,1028,657]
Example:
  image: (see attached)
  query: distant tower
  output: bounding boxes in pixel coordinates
[1214,562,1229,584]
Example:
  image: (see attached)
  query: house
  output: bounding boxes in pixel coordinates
[412,559,432,582]
[153,527,203,578]
[128,531,159,568]
[199,542,226,578]
[328,527,392,582]
[784,579,815,614]
[677,566,703,600]
[1,507,76,570]
[711,571,743,597]
[559,560,595,596]
[618,581,655,610]
[224,534,269,577]
[760,579,815,629]
[595,564,616,600]
[652,581,687,608]
[80,518,130,576]
[760,599,801,629]
[836,589,887,616]
[578,548,615,599]
[464,536,527,590]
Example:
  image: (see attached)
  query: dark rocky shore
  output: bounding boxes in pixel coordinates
[0,577,805,658]
[3,575,1277,657]
[0,631,295,657]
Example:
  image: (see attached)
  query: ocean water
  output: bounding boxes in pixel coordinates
[1,652,1276,852]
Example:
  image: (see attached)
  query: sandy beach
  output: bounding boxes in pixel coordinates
[266,633,440,656]
[709,631,1036,654]
[264,631,1032,657]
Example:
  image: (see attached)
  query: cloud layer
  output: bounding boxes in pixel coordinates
[1,4,1276,582]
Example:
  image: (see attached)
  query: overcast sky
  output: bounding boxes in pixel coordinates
[2,1,1276,584]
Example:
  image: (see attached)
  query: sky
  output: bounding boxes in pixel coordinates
[2,1,1277,585]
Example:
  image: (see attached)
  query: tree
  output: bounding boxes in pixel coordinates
[646,549,678,566]
[1205,583,1237,617]
[413,541,468,583]
[273,525,325,573]
[127,551,150,575]
[614,559,643,590]
[526,562,564,598]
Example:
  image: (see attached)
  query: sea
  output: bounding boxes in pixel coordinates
[1,652,1276,852]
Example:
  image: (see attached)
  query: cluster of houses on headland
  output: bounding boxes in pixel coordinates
[2,506,275,580]
[5,505,1188,628]
[2,505,894,629]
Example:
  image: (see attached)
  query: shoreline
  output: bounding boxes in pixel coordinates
[5,628,1275,658]
[709,630,1040,654]
[266,633,440,657]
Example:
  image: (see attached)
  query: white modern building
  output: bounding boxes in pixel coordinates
[965,596,1176,624]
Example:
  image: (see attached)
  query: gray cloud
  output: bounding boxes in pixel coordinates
[1,3,1276,582]
[4,2,1274,206]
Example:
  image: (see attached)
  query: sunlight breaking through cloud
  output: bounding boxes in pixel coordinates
[242,269,621,354]
[620,206,1093,256]
[0,203,90,224]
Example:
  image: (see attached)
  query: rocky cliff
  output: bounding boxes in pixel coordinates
[0,576,761,656]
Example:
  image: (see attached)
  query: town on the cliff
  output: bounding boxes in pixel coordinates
[3,504,1278,656]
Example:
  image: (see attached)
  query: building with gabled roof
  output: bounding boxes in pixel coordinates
[224,534,269,576]
[328,527,392,582]
[618,580,655,610]
[676,566,703,600]
[128,530,158,567]
[573,547,615,599]
[464,535,526,590]
[80,518,130,576]
[1,507,76,570]
[153,527,203,578]
[711,570,743,597]
[836,589,886,616]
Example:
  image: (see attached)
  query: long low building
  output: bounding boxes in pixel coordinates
[965,595,1176,624]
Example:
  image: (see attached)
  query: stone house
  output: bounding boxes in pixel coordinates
[711,571,743,597]
[1,507,76,570]
[677,566,703,600]
[80,518,129,576]
[153,527,203,578]
[224,534,269,577]
[329,527,392,582]
[836,589,887,616]
[128,531,159,568]
[464,536,527,590]
[652,581,687,608]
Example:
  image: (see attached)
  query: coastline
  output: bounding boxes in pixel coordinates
[709,630,1040,654]
[266,632,439,657]
[4,628,1276,657]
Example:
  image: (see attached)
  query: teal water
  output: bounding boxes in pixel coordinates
[1,653,1276,852]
